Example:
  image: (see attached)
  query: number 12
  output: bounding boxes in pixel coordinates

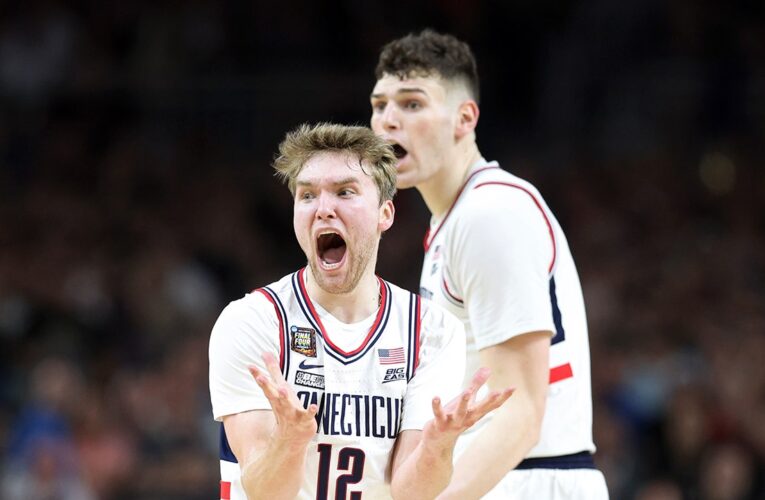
[316,443,366,500]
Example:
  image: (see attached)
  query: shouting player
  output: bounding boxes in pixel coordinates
[209,123,514,499]
[370,30,609,499]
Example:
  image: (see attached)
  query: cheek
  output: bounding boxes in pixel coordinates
[293,211,311,245]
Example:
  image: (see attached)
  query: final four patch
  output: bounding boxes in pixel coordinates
[290,326,317,357]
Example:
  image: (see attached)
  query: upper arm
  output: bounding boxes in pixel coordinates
[451,188,556,348]
[479,331,551,418]
[223,409,276,465]
[209,295,281,420]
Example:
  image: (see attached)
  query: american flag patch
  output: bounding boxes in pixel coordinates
[378,347,405,364]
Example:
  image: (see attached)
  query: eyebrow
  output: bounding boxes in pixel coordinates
[295,176,361,188]
[370,87,428,99]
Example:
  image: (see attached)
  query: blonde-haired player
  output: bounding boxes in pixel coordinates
[209,123,514,499]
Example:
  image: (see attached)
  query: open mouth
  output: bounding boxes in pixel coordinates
[391,144,408,159]
[317,232,347,268]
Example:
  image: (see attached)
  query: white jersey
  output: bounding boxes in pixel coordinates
[209,268,465,500]
[420,161,596,459]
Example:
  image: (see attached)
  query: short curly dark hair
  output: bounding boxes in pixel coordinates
[375,29,480,103]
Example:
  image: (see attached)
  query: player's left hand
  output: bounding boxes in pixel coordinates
[423,367,514,443]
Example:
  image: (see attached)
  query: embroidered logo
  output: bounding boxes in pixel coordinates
[383,367,406,383]
[299,359,324,370]
[295,371,325,390]
[291,326,317,357]
[378,347,405,365]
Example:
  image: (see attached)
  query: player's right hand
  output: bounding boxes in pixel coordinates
[249,352,318,445]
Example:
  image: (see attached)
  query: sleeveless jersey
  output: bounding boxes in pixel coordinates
[419,161,596,459]
[209,268,465,499]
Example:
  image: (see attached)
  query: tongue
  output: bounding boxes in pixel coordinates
[323,245,345,264]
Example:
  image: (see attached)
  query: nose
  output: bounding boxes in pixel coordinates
[315,191,336,220]
[380,104,399,132]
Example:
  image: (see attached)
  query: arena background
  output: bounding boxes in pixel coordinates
[0,1,763,499]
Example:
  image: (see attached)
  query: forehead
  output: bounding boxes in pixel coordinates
[297,151,375,186]
[371,74,448,99]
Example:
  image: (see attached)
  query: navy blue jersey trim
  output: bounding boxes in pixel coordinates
[291,272,393,365]
[406,294,421,381]
[219,423,238,463]
[262,285,291,376]
[515,451,595,470]
[549,277,565,346]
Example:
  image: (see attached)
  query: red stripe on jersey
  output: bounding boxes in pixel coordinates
[220,480,231,500]
[423,166,500,251]
[473,182,557,274]
[549,362,573,384]
[297,268,388,356]
[255,289,285,371]
[442,277,464,303]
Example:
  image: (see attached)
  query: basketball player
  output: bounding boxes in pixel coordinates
[209,123,514,500]
[370,30,609,499]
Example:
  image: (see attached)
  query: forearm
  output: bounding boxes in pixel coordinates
[391,437,456,500]
[443,399,542,498]
[241,439,310,500]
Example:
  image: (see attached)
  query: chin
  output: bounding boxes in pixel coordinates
[395,175,418,190]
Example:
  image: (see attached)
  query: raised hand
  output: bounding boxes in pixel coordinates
[249,352,318,445]
[424,367,514,443]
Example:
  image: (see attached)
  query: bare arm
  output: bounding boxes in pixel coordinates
[390,368,515,500]
[438,331,551,499]
[223,353,318,500]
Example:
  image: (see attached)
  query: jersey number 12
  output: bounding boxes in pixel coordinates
[316,443,365,499]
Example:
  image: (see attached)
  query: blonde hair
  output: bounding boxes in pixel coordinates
[273,123,397,203]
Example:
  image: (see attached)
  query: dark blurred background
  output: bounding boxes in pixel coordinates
[0,1,763,499]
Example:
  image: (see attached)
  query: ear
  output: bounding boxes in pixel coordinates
[378,200,395,233]
[455,99,479,140]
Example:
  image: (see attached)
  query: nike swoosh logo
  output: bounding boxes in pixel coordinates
[299,360,324,370]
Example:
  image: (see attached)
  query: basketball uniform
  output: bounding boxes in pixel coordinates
[420,160,608,499]
[209,268,465,500]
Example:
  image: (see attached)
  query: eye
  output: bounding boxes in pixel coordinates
[403,100,421,111]
[372,100,386,113]
[338,188,355,197]
[298,190,315,201]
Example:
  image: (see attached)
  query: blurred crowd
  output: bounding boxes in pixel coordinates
[0,1,763,499]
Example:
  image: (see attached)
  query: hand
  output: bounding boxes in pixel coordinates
[249,352,318,446]
[424,367,514,443]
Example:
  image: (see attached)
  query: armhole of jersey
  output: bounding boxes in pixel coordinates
[406,294,422,381]
[254,287,290,376]
[219,422,237,463]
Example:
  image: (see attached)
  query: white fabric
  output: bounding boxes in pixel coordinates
[210,269,465,500]
[481,468,609,500]
[420,160,597,459]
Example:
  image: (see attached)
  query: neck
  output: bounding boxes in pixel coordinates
[304,267,380,324]
[418,140,483,217]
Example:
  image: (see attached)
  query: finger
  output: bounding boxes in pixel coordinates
[432,397,445,421]
[468,367,491,392]
[454,389,472,420]
[262,352,285,382]
[249,366,281,400]
[474,387,515,416]
[306,404,319,418]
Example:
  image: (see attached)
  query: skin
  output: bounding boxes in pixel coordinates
[222,150,515,499]
[371,74,552,499]
[293,151,394,323]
